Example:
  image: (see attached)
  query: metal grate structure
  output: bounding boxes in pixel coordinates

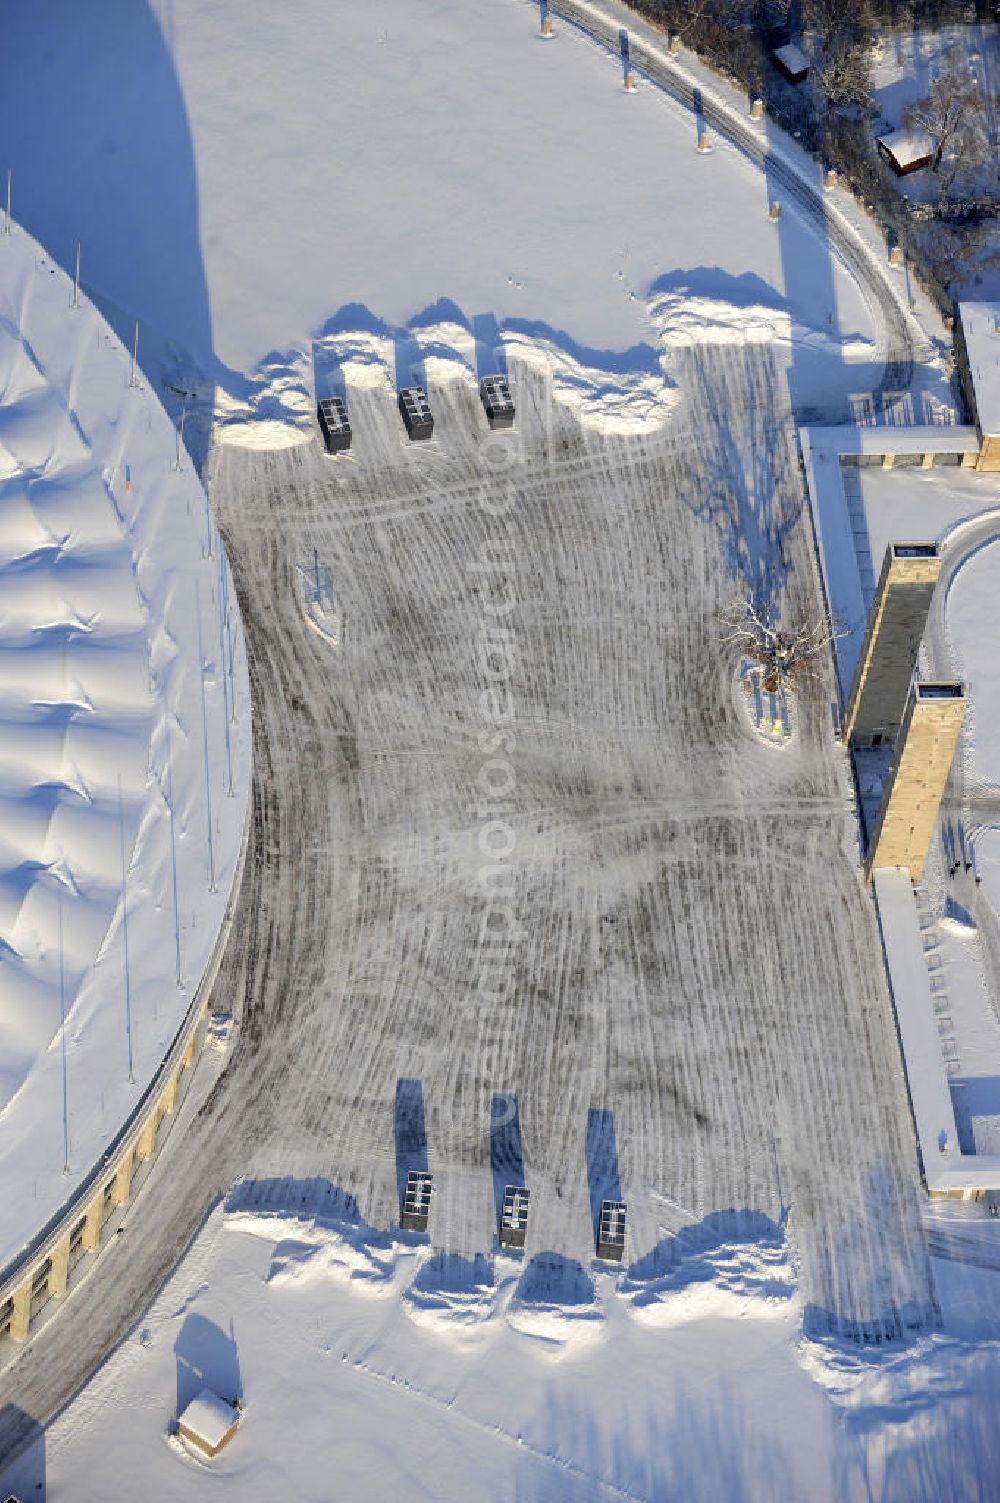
[596,1199,627,1261]
[398,386,434,441]
[317,396,352,454]
[480,374,515,430]
[400,1169,433,1231]
[499,1185,530,1249]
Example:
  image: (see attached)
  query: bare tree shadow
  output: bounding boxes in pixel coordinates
[676,341,804,625]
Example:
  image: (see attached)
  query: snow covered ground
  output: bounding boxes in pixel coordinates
[3,0,1000,1493]
[7,1188,1000,1503]
[871,23,1000,196]
[0,221,251,1271]
[0,0,936,449]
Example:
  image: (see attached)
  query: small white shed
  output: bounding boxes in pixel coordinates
[176,1387,240,1459]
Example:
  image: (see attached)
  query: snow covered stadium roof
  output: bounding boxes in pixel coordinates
[0,223,250,1272]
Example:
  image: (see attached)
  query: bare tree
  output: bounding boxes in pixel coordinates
[817,39,873,107]
[903,47,989,192]
[803,0,871,46]
[721,594,843,693]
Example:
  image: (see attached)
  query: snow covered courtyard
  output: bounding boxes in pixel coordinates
[0,0,947,447]
[8,1185,1000,1502]
[3,0,1000,1495]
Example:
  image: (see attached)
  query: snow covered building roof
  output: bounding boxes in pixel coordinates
[876,129,935,174]
[956,303,1000,458]
[772,43,809,83]
[873,870,1000,1194]
[177,1388,240,1458]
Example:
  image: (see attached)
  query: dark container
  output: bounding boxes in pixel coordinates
[317,396,352,453]
[401,1170,433,1232]
[480,374,515,430]
[499,1185,530,1249]
[596,1199,627,1262]
[398,386,434,441]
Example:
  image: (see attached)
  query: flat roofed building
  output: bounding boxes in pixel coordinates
[480,374,515,430]
[843,542,941,747]
[177,1388,240,1459]
[317,396,351,454]
[772,42,809,83]
[597,1199,627,1261]
[955,303,1000,472]
[877,130,935,175]
[401,1169,433,1231]
[398,386,434,441]
[865,682,965,881]
[499,1185,530,1248]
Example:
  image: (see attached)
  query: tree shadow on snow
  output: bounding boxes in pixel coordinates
[504,1372,800,1503]
[676,339,804,623]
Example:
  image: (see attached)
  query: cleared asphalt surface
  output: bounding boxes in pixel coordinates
[0,345,939,1463]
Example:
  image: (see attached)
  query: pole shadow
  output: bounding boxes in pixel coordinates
[312,341,348,405]
[392,327,427,395]
[393,1077,429,1212]
[473,311,507,381]
[489,1091,525,1231]
[585,1107,622,1252]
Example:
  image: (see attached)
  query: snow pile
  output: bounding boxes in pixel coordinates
[29,1194,1000,1502]
[214,313,679,447]
[0,0,896,459]
[405,1252,502,1338]
[233,1211,397,1300]
[501,325,677,435]
[648,289,875,364]
[223,1194,795,1357]
[0,224,250,1270]
[623,1226,795,1327]
[213,353,313,452]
